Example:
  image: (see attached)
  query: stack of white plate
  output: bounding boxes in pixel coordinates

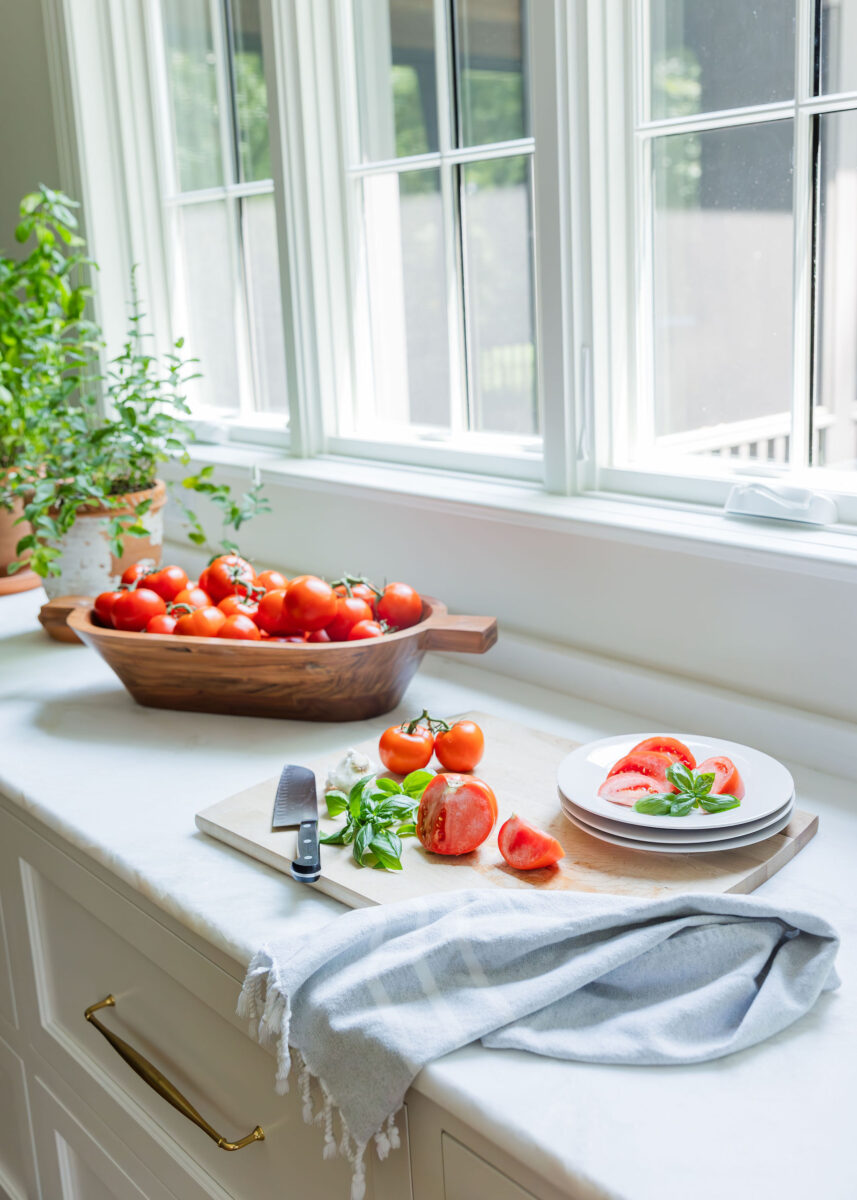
[557,734,795,854]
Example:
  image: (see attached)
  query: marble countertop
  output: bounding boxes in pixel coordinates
[1,591,854,1199]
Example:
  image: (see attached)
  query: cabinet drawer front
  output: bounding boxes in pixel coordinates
[6,827,392,1200]
[0,1035,38,1200]
[442,1134,536,1200]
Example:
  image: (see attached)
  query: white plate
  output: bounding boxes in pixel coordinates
[558,790,795,843]
[562,805,795,854]
[557,733,795,831]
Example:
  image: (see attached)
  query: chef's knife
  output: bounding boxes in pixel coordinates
[272,764,321,884]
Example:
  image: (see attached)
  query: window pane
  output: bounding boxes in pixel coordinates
[161,0,223,191]
[353,0,439,161]
[462,156,537,435]
[649,1,795,121]
[231,0,272,182]
[176,202,241,411]
[814,111,857,469]
[243,194,288,414]
[454,0,528,147]
[359,169,451,430]
[650,122,794,462]
[817,0,857,95]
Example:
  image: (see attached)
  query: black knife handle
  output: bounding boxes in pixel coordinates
[291,820,321,883]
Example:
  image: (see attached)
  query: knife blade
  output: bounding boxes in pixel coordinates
[272,764,321,884]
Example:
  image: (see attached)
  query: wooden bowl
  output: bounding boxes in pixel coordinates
[67,598,498,722]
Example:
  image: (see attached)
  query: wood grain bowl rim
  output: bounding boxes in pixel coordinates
[67,596,453,653]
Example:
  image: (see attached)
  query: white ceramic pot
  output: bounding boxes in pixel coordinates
[42,480,167,600]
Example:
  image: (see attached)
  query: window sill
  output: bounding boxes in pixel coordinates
[174,442,857,582]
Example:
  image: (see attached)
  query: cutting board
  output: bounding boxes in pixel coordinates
[195,712,818,906]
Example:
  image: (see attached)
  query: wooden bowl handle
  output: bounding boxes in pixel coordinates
[421,614,498,654]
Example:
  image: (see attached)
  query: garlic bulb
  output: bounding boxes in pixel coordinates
[325,748,377,794]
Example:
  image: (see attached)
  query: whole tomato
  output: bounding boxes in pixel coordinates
[205,554,256,603]
[174,585,212,609]
[417,774,498,856]
[175,606,227,637]
[434,720,485,773]
[94,590,124,627]
[218,593,259,619]
[376,582,422,630]
[146,613,179,635]
[379,722,434,774]
[120,561,154,588]
[256,588,302,635]
[111,588,166,632]
[256,569,288,592]
[143,564,188,602]
[334,582,378,607]
[197,566,211,594]
[325,595,373,641]
[285,575,337,632]
[218,614,262,641]
[347,619,384,640]
[307,628,331,643]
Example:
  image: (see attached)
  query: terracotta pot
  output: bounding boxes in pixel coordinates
[0,468,41,595]
[42,479,167,601]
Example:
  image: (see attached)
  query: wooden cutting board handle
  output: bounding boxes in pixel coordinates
[420,613,498,654]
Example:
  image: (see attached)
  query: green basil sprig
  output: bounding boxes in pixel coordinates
[633,762,741,817]
[320,770,434,870]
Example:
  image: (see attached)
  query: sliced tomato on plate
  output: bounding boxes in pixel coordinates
[696,756,745,800]
[606,749,677,787]
[597,772,665,807]
[629,736,696,770]
[498,816,565,870]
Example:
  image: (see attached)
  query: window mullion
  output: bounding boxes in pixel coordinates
[791,0,815,469]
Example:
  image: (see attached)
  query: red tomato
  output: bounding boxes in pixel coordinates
[325,596,373,641]
[376,582,422,630]
[379,724,434,774]
[256,589,302,635]
[146,613,178,635]
[285,575,337,632]
[256,569,288,592]
[696,756,745,800]
[606,750,677,788]
[174,585,212,609]
[347,620,384,640]
[218,593,259,619]
[142,564,188,602]
[434,720,484,773]
[93,590,124,626]
[205,554,256,603]
[197,567,211,594]
[111,588,166,632]
[498,815,565,870]
[307,629,331,643]
[175,606,227,638]
[120,561,154,588]
[630,736,696,770]
[417,774,498,856]
[597,773,664,806]
[218,614,262,641]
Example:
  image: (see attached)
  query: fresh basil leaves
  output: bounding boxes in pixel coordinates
[633,762,741,817]
[320,770,434,870]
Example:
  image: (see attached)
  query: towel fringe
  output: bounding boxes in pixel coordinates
[237,958,402,1196]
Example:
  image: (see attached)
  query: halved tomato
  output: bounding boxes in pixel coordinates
[498,816,565,870]
[606,750,677,788]
[629,736,696,770]
[696,756,745,800]
[417,774,497,855]
[597,772,665,807]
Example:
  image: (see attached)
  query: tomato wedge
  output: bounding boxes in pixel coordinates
[597,772,665,806]
[696,756,745,800]
[606,750,676,787]
[629,736,696,770]
[498,816,565,870]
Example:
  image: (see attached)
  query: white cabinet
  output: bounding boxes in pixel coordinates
[0,799,562,1200]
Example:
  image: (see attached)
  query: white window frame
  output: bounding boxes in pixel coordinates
[586,0,857,525]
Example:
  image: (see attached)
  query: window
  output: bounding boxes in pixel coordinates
[151,0,288,425]
[332,0,540,468]
[594,0,857,509]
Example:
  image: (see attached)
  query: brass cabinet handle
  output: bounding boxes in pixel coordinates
[84,995,264,1151]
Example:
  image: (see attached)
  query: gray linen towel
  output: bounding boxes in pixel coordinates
[238,889,839,1198]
